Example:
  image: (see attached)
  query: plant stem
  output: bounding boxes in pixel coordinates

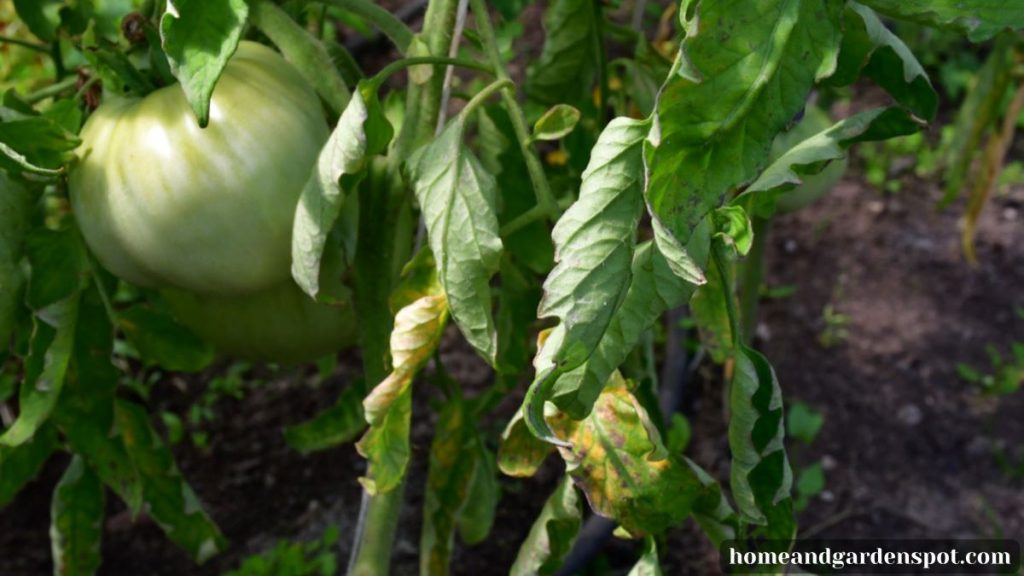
[0,35,49,53]
[346,487,406,576]
[309,0,415,53]
[458,78,513,120]
[369,56,493,89]
[712,241,743,348]
[248,0,351,116]
[23,76,78,104]
[468,0,562,221]
[738,216,767,342]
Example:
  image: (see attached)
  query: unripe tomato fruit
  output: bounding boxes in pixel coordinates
[163,282,357,364]
[70,41,328,295]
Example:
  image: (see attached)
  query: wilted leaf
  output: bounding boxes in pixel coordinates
[829,3,937,120]
[357,250,448,494]
[293,84,392,299]
[711,206,753,257]
[498,411,554,478]
[628,537,663,576]
[539,117,649,370]
[457,442,498,545]
[524,223,710,442]
[510,476,582,576]
[411,117,502,364]
[646,0,842,247]
[729,345,794,538]
[858,0,1024,41]
[51,456,105,576]
[160,0,249,126]
[685,457,740,547]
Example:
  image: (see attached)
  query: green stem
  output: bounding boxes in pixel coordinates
[468,0,561,220]
[308,0,414,53]
[738,217,767,343]
[50,41,66,79]
[248,0,351,116]
[458,78,513,120]
[369,56,493,89]
[23,76,78,104]
[0,35,49,53]
[347,487,406,576]
[712,241,743,348]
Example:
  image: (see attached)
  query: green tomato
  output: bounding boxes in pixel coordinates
[69,41,329,295]
[163,281,357,364]
[770,106,847,214]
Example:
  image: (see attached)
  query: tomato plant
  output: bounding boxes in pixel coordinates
[0,0,1021,574]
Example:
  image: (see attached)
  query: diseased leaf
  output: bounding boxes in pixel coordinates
[497,411,554,478]
[628,537,663,576]
[293,84,392,299]
[0,424,58,508]
[526,0,597,105]
[539,117,649,370]
[411,117,502,364]
[509,476,582,576]
[284,384,365,454]
[533,104,582,141]
[420,398,481,576]
[118,305,214,372]
[547,372,702,537]
[646,0,843,246]
[495,256,542,389]
[729,345,794,538]
[828,4,937,120]
[115,400,226,563]
[51,456,105,576]
[858,0,1024,41]
[524,220,711,443]
[357,250,448,494]
[160,0,249,127]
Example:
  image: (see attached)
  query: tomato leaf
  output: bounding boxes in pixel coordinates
[686,457,740,547]
[160,0,249,127]
[740,107,921,215]
[283,383,365,454]
[523,224,710,443]
[12,0,61,42]
[828,4,937,120]
[357,250,448,494]
[457,441,498,545]
[646,0,843,247]
[711,206,754,257]
[115,399,226,563]
[293,84,392,299]
[538,117,649,370]
[533,104,581,141]
[118,305,214,373]
[509,476,582,576]
[729,345,794,535]
[0,424,58,508]
[0,113,80,176]
[547,372,703,537]
[498,410,554,478]
[50,456,105,576]
[858,0,1024,41]
[689,252,736,364]
[526,0,597,105]
[411,117,502,365]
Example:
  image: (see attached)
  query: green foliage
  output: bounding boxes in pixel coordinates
[224,527,340,576]
[2,0,1020,573]
[958,342,1024,396]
